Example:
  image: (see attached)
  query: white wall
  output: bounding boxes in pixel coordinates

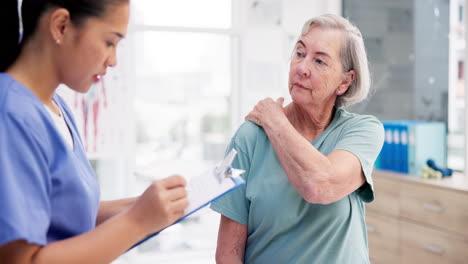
[283,0,342,34]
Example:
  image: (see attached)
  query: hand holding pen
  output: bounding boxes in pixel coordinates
[126,175,189,236]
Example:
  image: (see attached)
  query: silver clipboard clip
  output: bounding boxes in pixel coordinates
[215,149,238,183]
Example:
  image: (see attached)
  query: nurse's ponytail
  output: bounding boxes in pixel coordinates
[0,0,21,72]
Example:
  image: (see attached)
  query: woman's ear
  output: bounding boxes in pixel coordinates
[49,8,71,44]
[336,70,355,95]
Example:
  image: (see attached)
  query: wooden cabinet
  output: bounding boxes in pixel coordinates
[400,221,468,264]
[367,171,468,264]
[367,213,400,264]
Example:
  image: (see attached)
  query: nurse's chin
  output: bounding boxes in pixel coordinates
[67,82,94,94]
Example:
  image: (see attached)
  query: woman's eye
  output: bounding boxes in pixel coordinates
[296,51,305,58]
[106,41,115,47]
[315,59,325,65]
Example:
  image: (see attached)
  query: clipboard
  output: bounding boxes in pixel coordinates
[130,149,245,249]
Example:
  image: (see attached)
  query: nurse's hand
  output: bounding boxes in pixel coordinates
[127,175,188,235]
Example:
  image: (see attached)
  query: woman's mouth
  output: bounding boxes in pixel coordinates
[293,82,307,89]
[93,75,102,83]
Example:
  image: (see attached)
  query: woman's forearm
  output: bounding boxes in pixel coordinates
[263,119,333,199]
[216,216,246,264]
[245,98,334,200]
[35,176,188,263]
[263,119,365,204]
[96,197,138,225]
[32,210,145,264]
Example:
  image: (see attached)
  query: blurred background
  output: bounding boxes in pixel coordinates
[57,0,467,263]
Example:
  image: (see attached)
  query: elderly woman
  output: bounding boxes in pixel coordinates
[210,14,384,263]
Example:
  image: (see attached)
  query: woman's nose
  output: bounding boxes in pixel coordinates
[297,60,311,78]
[106,49,118,68]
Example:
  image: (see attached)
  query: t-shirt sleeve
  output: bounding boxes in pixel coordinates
[210,133,251,225]
[334,115,384,203]
[0,114,51,246]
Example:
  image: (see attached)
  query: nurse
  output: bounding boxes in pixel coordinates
[0,0,188,263]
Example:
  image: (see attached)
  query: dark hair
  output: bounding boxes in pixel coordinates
[0,0,128,72]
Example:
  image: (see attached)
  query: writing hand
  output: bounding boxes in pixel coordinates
[126,175,189,236]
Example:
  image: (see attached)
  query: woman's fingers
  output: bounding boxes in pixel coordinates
[165,186,187,201]
[245,113,261,125]
[171,197,189,213]
[126,175,190,234]
[158,174,186,188]
[245,97,285,126]
[276,97,284,106]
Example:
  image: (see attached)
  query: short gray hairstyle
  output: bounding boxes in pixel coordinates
[299,14,371,108]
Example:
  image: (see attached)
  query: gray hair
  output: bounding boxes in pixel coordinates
[299,14,371,108]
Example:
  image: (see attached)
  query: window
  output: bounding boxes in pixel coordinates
[133,0,231,29]
[118,1,235,263]
[343,0,465,173]
[448,0,465,171]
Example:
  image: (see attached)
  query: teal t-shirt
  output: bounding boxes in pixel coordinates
[210,108,384,264]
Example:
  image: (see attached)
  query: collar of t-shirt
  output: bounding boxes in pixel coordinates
[45,105,74,148]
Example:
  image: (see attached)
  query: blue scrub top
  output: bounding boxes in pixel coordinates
[0,73,100,246]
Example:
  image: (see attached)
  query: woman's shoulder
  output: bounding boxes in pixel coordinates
[326,108,384,141]
[335,108,383,129]
[233,120,266,141]
[0,73,18,110]
[0,73,41,111]
[0,74,52,135]
[230,121,268,154]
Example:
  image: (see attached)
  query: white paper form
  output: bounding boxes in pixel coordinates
[131,149,244,249]
[185,168,245,217]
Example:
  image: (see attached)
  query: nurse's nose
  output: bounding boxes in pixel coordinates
[106,49,117,68]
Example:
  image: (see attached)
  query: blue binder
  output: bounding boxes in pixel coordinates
[379,122,393,170]
[392,123,402,172]
[381,122,399,172]
[399,123,409,173]
[379,120,446,176]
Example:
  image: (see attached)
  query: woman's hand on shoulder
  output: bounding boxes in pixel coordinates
[245,97,286,128]
[126,175,189,236]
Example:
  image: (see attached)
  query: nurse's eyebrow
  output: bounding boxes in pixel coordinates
[113,32,125,39]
